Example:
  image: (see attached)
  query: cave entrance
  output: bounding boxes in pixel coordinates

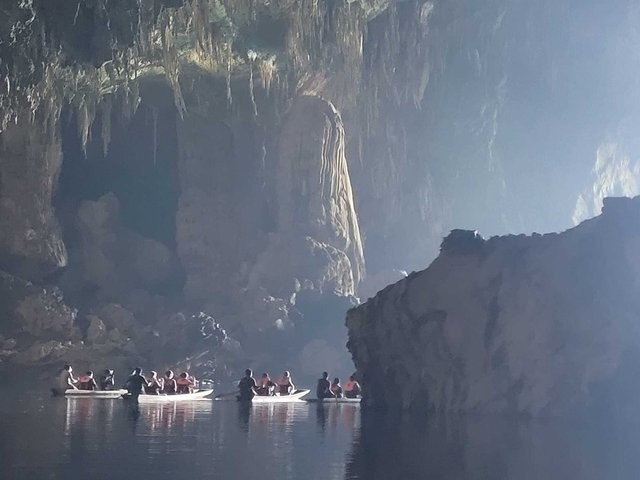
[55,80,182,310]
[57,81,180,249]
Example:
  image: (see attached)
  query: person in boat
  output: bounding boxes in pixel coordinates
[330,378,343,398]
[52,364,78,396]
[276,371,295,396]
[238,368,257,401]
[162,370,177,394]
[256,373,276,396]
[316,371,333,399]
[344,375,361,398]
[99,369,115,390]
[78,371,98,391]
[125,367,149,397]
[145,371,164,395]
[176,372,194,394]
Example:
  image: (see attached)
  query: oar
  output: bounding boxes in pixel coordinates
[214,391,238,399]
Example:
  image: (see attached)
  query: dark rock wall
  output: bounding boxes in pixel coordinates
[347,197,640,416]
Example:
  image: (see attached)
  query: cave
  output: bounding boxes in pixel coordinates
[54,80,183,308]
[56,82,179,247]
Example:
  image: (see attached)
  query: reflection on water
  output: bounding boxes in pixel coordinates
[345,411,640,480]
[3,392,640,479]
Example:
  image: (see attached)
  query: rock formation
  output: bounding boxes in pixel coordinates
[347,196,640,416]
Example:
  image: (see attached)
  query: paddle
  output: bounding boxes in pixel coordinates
[214,391,238,399]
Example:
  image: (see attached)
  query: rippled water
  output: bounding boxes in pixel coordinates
[2,389,640,480]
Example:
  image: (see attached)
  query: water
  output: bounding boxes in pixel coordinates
[2,390,640,480]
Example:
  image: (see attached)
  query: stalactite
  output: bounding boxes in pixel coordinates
[248,49,258,117]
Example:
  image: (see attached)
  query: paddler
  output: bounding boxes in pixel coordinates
[51,364,78,396]
[125,367,149,398]
[330,377,343,398]
[256,373,276,396]
[316,371,333,399]
[162,370,177,394]
[276,371,295,396]
[238,368,257,401]
[99,369,115,390]
[176,372,194,394]
[78,371,98,391]
[146,371,164,395]
[344,375,361,398]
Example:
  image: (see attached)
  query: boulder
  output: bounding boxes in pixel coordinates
[86,315,107,344]
[98,304,136,336]
[0,270,76,339]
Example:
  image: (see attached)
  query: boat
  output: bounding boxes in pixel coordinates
[249,389,310,403]
[122,389,214,402]
[215,388,311,403]
[65,389,128,399]
[307,397,361,404]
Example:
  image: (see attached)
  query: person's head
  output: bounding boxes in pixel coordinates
[349,375,356,382]
[63,364,72,372]
[245,368,252,377]
[332,378,340,385]
[133,367,141,375]
[104,369,113,376]
[322,371,328,379]
[165,370,174,379]
[86,371,93,378]
[179,372,187,379]
[283,371,290,378]
[261,373,269,379]
[150,370,158,379]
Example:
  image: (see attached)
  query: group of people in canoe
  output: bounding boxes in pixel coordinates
[238,368,361,400]
[316,372,361,399]
[52,364,199,397]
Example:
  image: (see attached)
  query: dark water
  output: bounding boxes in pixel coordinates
[2,391,640,480]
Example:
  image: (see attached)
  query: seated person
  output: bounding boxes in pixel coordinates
[78,371,98,391]
[99,369,115,390]
[176,372,194,394]
[52,364,77,396]
[256,373,276,396]
[316,372,333,399]
[344,375,361,398]
[330,378,343,398]
[146,371,164,395]
[162,370,177,394]
[276,371,295,396]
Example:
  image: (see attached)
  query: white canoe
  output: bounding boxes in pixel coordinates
[127,389,214,403]
[248,389,310,403]
[65,389,128,399]
[307,397,361,404]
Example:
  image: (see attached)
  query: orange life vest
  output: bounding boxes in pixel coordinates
[344,380,359,391]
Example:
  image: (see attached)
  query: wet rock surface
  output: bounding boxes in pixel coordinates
[347,196,640,416]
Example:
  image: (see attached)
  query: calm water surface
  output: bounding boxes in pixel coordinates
[2,389,640,479]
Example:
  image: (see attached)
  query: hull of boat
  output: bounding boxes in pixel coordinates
[307,397,361,404]
[248,389,310,403]
[129,389,214,402]
[65,389,128,399]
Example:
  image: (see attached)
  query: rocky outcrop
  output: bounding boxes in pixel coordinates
[0,117,67,280]
[347,196,640,416]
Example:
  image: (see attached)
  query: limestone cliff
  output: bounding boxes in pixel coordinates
[347,196,640,416]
